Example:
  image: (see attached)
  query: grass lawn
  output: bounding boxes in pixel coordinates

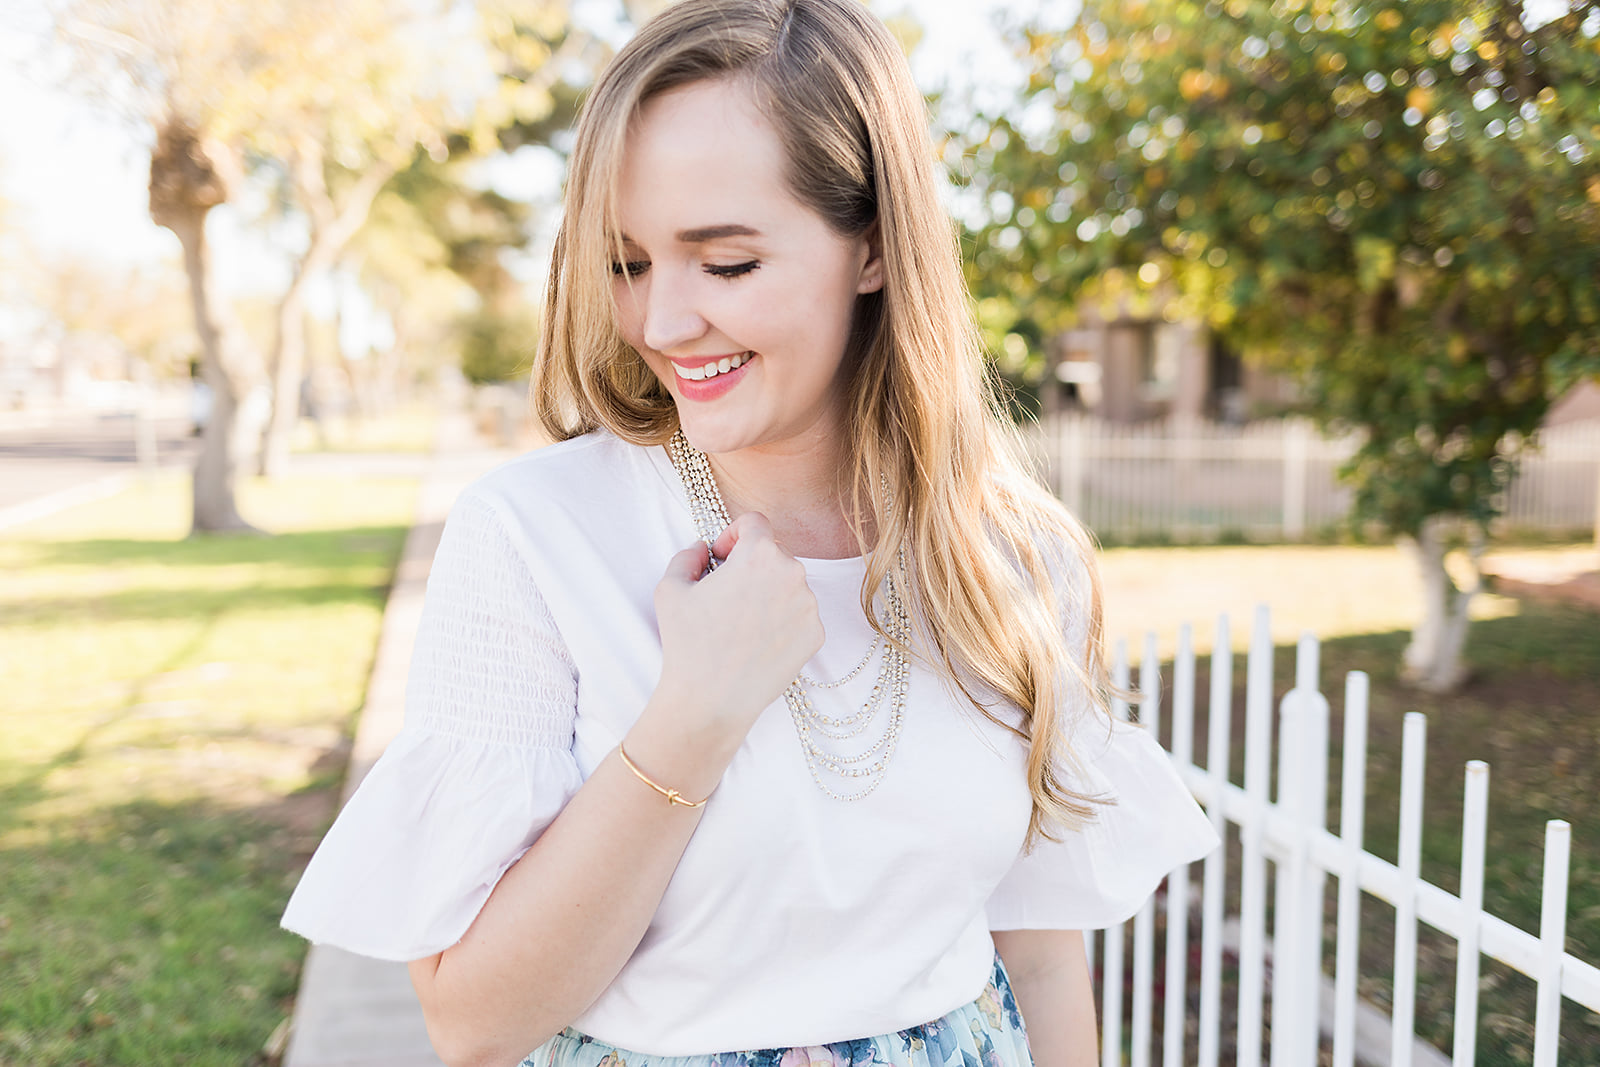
[289,405,438,454]
[1100,543,1600,1065]
[0,472,416,1067]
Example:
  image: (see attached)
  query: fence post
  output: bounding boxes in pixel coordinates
[1273,636,1330,1067]
[1062,415,1086,519]
[1197,616,1232,1067]
[1391,713,1428,1067]
[1164,624,1197,1067]
[1532,820,1572,1067]
[1104,639,1131,1067]
[1453,761,1489,1067]
[1131,634,1161,1067]
[1593,457,1600,550]
[1283,418,1310,540]
[1331,672,1369,1067]
[1295,639,1329,1067]
[1238,606,1274,1067]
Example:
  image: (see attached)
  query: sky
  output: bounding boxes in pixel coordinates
[6,0,1567,336]
[0,0,1033,293]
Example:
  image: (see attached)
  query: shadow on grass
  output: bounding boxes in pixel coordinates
[0,788,342,1067]
[15,525,408,572]
[0,616,225,844]
[5,579,401,626]
[1,524,409,627]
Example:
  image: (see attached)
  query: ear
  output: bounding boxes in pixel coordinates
[855,221,885,295]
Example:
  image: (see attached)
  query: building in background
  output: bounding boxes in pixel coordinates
[1048,292,1297,424]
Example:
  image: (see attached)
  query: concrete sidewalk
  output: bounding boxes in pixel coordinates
[284,414,514,1067]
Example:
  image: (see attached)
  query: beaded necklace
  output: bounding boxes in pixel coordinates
[665,430,910,801]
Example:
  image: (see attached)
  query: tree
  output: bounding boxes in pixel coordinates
[253,0,595,454]
[234,0,466,476]
[57,0,323,528]
[347,156,538,392]
[55,0,283,533]
[59,0,590,510]
[968,0,1600,690]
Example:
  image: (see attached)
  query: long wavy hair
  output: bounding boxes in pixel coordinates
[533,0,1113,845]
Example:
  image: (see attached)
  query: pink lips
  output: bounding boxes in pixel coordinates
[671,353,756,402]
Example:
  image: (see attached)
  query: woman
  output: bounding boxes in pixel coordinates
[282,3,1217,1066]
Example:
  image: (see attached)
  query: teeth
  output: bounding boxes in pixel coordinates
[673,353,751,382]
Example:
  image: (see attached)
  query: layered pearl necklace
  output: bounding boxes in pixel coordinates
[666,431,911,801]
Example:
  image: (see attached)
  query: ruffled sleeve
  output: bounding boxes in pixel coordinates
[281,490,583,962]
[984,718,1219,931]
[986,531,1220,931]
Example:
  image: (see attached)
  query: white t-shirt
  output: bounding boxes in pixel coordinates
[281,430,1218,1056]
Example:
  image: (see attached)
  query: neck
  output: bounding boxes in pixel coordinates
[702,428,863,560]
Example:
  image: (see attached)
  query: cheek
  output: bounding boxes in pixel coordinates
[610,282,649,350]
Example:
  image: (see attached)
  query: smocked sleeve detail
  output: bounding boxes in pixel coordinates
[281,490,582,961]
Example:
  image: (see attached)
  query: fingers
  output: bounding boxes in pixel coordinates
[659,542,711,587]
[711,511,775,563]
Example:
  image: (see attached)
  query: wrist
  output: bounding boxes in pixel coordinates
[623,696,742,802]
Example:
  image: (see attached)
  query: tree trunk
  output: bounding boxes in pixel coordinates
[258,155,399,476]
[148,119,261,535]
[169,211,261,534]
[258,272,311,477]
[1401,516,1483,693]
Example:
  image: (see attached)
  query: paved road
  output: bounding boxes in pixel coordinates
[0,413,197,512]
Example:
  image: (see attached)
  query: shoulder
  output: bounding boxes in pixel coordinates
[468,429,642,504]
[453,429,667,533]
[440,430,684,591]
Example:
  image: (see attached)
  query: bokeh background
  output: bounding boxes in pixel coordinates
[1,1,1597,1064]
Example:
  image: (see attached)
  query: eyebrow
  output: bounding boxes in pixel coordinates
[621,224,763,246]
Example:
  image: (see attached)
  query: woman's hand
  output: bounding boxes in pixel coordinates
[651,511,824,740]
[413,518,822,1067]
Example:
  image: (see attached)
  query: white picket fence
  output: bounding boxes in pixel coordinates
[1027,417,1600,542]
[1096,607,1600,1067]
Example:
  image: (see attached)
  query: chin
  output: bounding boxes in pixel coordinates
[674,420,756,457]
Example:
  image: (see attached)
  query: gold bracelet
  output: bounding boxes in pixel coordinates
[617,743,709,808]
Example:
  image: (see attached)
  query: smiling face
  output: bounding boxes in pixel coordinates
[612,77,883,461]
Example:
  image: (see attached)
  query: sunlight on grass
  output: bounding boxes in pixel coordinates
[0,472,415,1066]
[289,405,439,454]
[1098,543,1523,657]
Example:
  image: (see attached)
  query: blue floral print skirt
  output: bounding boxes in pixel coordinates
[521,954,1033,1067]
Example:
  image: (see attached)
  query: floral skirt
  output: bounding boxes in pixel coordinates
[521,954,1034,1067]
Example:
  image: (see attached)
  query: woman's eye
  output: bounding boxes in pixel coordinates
[611,260,650,277]
[705,261,760,279]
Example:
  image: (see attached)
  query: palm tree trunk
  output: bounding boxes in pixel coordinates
[169,210,259,534]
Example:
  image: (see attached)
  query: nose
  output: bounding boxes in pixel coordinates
[639,267,708,354]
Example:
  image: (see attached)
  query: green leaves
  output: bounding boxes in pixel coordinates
[964,0,1600,537]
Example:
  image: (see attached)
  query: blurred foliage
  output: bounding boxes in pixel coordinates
[460,306,541,384]
[964,0,1600,538]
[56,0,603,445]
[26,253,194,376]
[466,0,599,156]
[350,155,538,385]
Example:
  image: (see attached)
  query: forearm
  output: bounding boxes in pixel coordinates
[410,706,735,1067]
[991,929,1098,1067]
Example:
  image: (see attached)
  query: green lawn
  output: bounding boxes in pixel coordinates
[0,473,416,1067]
[1099,543,1600,1065]
[289,405,439,454]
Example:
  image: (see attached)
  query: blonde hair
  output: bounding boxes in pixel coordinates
[534,0,1112,845]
